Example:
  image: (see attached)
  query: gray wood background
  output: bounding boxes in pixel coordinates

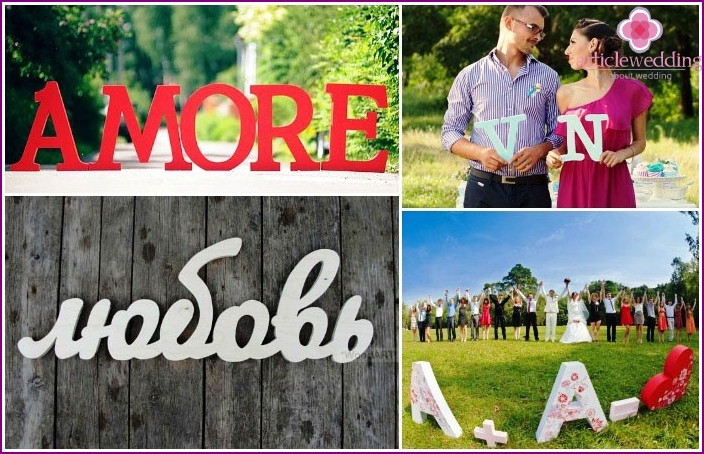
[5,196,398,449]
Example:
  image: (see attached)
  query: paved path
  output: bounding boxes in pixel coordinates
[5,129,399,195]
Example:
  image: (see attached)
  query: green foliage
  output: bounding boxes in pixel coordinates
[432,5,502,75]
[404,53,449,93]
[501,264,538,292]
[194,111,241,143]
[5,5,127,163]
[171,5,239,98]
[401,6,451,58]
[403,5,700,122]
[402,330,700,449]
[256,5,399,172]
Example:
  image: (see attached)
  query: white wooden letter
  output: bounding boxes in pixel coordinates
[558,114,608,162]
[473,419,508,447]
[410,361,462,438]
[473,114,527,162]
[536,361,607,443]
[18,298,84,359]
[609,397,639,421]
[107,299,162,360]
[272,249,341,362]
[17,238,374,364]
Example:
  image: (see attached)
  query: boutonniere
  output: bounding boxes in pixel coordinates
[527,82,542,98]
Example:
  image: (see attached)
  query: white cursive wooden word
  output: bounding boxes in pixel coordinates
[17,238,374,363]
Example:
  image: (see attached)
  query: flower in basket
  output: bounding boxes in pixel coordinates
[660,157,679,171]
[564,278,571,284]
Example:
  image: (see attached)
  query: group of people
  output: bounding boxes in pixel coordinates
[559,280,697,344]
[441,5,653,208]
[409,280,698,344]
[409,282,572,343]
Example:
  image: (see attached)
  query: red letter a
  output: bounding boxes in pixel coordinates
[10,81,87,171]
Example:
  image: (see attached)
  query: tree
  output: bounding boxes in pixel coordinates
[682,211,699,260]
[5,5,127,163]
[668,211,699,306]
[401,6,452,86]
[171,5,239,98]
[252,5,399,170]
[500,264,538,292]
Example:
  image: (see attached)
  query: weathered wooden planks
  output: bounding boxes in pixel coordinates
[204,197,262,449]
[5,197,63,449]
[4,196,398,449]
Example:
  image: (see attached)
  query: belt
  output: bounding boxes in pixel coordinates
[667,317,675,319]
[470,168,549,185]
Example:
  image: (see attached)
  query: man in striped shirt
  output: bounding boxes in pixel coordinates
[441,5,563,208]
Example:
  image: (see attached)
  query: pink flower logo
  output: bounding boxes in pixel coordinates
[617,7,663,54]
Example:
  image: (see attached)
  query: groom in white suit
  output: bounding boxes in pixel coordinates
[539,281,566,342]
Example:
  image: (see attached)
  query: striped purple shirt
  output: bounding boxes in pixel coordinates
[441,50,563,176]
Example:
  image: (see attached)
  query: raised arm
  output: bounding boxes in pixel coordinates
[615,287,624,302]
[515,286,529,304]
[538,281,546,298]
[600,281,605,301]
[692,299,697,311]
[559,282,569,299]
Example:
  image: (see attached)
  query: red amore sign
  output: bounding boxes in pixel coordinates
[640,345,694,410]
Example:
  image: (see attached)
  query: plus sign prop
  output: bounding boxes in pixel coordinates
[473,419,508,447]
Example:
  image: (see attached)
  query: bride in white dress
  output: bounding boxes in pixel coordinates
[560,282,592,343]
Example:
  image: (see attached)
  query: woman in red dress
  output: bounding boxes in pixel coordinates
[619,290,634,343]
[674,296,685,343]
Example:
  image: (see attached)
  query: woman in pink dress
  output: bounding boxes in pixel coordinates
[547,19,653,208]
[480,297,492,340]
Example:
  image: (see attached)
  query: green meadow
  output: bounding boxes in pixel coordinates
[401,328,699,449]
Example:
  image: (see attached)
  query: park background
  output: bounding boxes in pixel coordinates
[402,4,700,207]
[401,210,700,449]
[4,4,399,172]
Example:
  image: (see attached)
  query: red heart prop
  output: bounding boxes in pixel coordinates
[640,345,694,410]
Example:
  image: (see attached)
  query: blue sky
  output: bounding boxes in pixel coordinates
[402,211,699,306]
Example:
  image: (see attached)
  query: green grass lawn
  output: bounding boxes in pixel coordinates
[401,328,699,449]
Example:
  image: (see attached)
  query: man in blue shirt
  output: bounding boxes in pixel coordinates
[441,5,562,208]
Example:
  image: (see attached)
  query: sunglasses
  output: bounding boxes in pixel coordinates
[512,17,546,39]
